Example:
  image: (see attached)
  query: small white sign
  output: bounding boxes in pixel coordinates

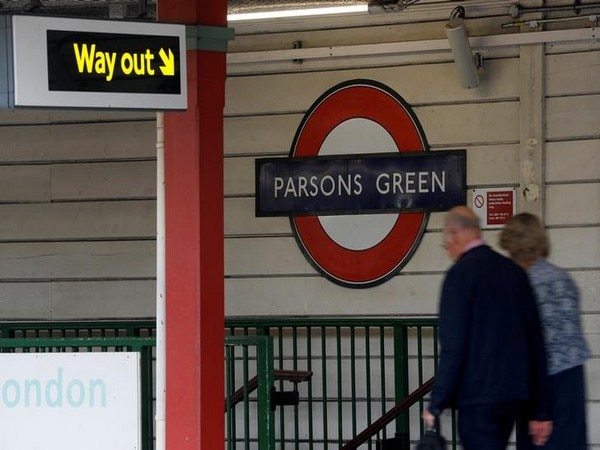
[0,352,141,450]
[472,187,517,229]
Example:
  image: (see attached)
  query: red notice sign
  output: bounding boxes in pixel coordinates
[487,190,513,225]
[472,188,516,229]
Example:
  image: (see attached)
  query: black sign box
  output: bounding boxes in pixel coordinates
[47,30,181,94]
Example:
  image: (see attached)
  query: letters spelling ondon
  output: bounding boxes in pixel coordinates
[72,43,172,81]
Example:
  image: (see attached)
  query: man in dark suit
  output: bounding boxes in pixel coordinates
[422,206,552,450]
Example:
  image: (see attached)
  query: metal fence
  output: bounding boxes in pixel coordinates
[226,335,276,450]
[225,317,454,450]
[0,317,451,450]
[0,321,156,450]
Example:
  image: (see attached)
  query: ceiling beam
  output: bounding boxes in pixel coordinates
[227,27,598,64]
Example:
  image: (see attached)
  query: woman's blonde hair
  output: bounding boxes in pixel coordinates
[499,212,549,264]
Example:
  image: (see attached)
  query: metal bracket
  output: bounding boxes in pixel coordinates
[270,386,300,410]
[185,24,235,52]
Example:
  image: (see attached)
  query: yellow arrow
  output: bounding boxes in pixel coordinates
[159,48,175,76]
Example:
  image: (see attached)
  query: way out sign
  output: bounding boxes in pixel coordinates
[1,15,187,109]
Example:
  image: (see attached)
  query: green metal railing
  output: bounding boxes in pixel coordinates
[225,317,453,450]
[226,335,276,450]
[0,317,449,450]
[0,321,156,450]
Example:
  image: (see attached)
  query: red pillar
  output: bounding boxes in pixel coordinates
[158,1,227,449]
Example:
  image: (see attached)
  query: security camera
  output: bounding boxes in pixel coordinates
[445,13,481,89]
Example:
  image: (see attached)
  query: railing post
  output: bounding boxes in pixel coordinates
[393,324,410,441]
[139,345,154,450]
[256,335,275,450]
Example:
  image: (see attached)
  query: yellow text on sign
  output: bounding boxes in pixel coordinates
[72,43,175,82]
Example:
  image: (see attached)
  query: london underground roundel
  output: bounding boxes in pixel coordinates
[290,79,429,288]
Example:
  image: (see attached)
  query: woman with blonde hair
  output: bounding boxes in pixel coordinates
[499,212,589,449]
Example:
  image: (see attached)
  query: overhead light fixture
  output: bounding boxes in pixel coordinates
[227,4,368,22]
[445,6,481,89]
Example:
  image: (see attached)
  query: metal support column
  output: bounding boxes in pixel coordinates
[158,1,232,449]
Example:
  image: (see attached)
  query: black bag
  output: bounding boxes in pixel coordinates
[414,429,447,450]
[376,434,409,450]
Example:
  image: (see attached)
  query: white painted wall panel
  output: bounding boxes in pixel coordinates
[546,140,600,182]
[548,227,600,269]
[225,236,314,276]
[0,107,157,321]
[0,165,50,202]
[51,161,157,200]
[0,160,155,204]
[546,183,600,226]
[546,94,600,141]
[0,283,52,319]
[586,360,600,402]
[0,241,154,280]
[0,280,155,320]
[0,121,156,162]
[575,271,600,313]
[0,109,154,125]
[0,201,155,240]
[464,144,519,185]
[224,114,300,156]
[224,157,256,196]
[587,403,600,443]
[225,197,290,237]
[51,280,155,319]
[418,102,519,146]
[582,315,600,349]
[225,275,443,317]
[546,51,600,96]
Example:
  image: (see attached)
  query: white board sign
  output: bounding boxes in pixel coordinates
[0,352,141,450]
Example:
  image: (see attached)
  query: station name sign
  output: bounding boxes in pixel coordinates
[256,150,466,216]
[2,15,187,110]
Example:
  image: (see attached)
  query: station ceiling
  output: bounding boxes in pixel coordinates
[0,0,375,19]
[1,1,597,28]
[0,1,532,19]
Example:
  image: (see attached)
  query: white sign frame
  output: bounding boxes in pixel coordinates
[11,15,187,110]
[0,352,141,450]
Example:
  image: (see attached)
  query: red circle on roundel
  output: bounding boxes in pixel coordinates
[290,80,429,287]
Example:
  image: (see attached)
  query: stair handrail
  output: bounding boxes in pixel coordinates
[340,376,434,450]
